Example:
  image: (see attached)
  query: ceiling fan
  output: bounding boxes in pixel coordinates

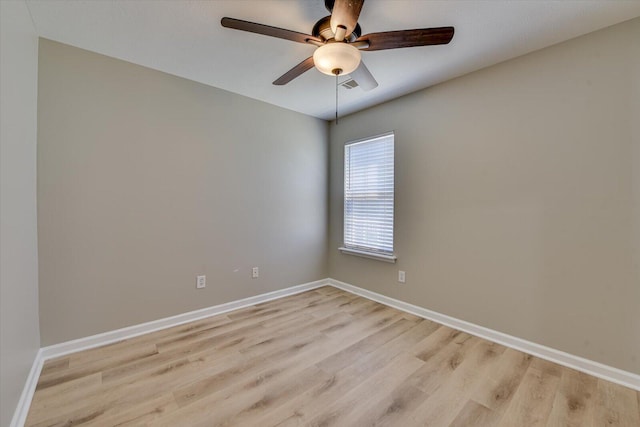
[221,0,454,91]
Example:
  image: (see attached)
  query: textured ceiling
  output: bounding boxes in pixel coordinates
[25,0,640,120]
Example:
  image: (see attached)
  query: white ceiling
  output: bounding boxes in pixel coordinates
[25,0,640,120]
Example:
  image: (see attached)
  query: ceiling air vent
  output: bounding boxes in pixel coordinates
[340,79,359,89]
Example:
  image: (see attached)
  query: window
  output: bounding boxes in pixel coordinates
[340,132,396,262]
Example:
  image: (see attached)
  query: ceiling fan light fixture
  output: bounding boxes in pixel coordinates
[313,42,361,76]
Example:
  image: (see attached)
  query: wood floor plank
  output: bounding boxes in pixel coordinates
[24,286,640,427]
[237,313,354,360]
[472,348,533,413]
[444,349,533,427]
[546,368,597,427]
[594,379,640,426]
[171,333,328,409]
[307,353,425,427]
[152,366,330,427]
[206,365,328,427]
[26,373,103,424]
[408,340,506,426]
[39,357,69,376]
[450,400,497,427]
[497,366,561,426]
[316,318,418,374]
[405,332,481,395]
[529,356,564,378]
[84,393,178,427]
[67,314,232,368]
[36,344,159,390]
[411,324,467,362]
[348,381,427,426]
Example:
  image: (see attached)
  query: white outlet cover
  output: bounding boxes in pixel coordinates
[196,275,206,289]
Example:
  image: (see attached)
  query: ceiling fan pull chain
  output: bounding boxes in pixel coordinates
[335,73,339,124]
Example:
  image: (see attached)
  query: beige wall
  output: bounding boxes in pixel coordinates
[34,16,640,376]
[37,40,328,345]
[329,18,640,373]
[0,1,41,425]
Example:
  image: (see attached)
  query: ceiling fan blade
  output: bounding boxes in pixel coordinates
[221,17,322,44]
[349,60,378,91]
[273,57,315,85]
[357,27,454,51]
[330,0,365,41]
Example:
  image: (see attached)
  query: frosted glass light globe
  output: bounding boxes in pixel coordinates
[313,43,361,76]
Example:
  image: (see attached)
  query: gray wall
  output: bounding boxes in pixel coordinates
[37,39,328,345]
[329,18,640,374]
[0,1,41,425]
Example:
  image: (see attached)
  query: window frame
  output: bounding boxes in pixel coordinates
[339,131,396,263]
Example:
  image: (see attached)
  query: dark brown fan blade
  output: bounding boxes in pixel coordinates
[221,17,322,44]
[273,57,315,85]
[330,0,365,40]
[357,27,454,51]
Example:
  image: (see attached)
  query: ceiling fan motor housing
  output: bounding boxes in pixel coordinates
[312,16,361,42]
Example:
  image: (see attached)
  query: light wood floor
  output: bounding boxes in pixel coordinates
[26,286,640,426]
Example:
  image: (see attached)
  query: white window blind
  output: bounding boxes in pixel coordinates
[343,133,394,256]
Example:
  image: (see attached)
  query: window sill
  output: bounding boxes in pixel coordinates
[338,247,397,263]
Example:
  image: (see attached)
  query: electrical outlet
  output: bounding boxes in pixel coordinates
[196,275,206,289]
[252,267,259,279]
[398,270,406,283]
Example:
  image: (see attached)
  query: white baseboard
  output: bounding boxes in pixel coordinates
[328,278,640,391]
[10,349,44,427]
[10,279,329,427]
[41,278,330,360]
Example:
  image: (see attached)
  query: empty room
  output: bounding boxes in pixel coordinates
[2,0,639,426]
